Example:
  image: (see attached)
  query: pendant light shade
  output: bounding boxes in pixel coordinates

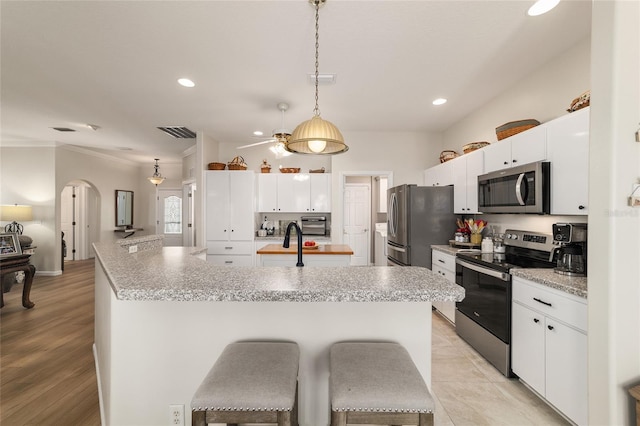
[288,116,348,155]
[286,0,348,155]
[148,158,165,186]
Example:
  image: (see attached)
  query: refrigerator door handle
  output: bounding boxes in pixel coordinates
[387,244,406,253]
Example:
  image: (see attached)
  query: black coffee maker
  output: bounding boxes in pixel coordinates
[552,223,587,276]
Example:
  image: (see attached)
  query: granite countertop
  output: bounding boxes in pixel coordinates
[431,244,587,299]
[511,269,587,299]
[257,244,353,255]
[93,241,464,303]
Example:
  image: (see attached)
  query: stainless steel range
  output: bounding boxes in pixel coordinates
[454,229,556,377]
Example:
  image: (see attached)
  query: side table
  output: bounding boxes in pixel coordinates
[0,253,36,309]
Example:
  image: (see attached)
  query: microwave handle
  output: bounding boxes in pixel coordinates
[515,173,528,206]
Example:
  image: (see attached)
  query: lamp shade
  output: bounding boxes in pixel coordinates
[1,205,33,222]
[286,116,348,155]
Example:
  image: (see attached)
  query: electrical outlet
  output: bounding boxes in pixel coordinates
[169,404,184,426]
[128,245,138,253]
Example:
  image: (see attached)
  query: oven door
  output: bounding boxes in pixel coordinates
[455,258,512,343]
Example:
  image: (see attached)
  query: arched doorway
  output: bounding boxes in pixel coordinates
[60,180,100,268]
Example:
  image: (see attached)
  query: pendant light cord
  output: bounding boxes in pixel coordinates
[314,0,321,117]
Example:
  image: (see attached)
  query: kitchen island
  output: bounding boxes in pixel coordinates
[257,243,353,266]
[93,237,464,426]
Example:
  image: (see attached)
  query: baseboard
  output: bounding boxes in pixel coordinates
[93,343,106,426]
[35,270,62,277]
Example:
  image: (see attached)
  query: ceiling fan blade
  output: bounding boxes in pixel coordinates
[237,139,276,149]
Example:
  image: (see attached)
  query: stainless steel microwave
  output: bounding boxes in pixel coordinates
[477,161,550,214]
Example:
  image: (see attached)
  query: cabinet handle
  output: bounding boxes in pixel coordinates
[503,161,508,165]
[578,205,585,210]
[225,261,233,264]
[225,247,233,250]
[512,159,517,163]
[231,229,234,232]
[533,297,552,307]
[533,318,540,323]
[438,259,445,263]
[547,325,555,331]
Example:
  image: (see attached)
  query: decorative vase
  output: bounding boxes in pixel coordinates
[470,233,482,245]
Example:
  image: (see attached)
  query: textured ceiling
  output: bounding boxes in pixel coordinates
[0,1,592,163]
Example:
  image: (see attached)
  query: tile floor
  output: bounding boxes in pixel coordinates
[431,311,571,426]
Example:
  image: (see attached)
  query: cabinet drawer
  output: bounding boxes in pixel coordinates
[432,264,455,282]
[206,254,254,266]
[512,277,587,332]
[207,241,254,255]
[432,250,455,272]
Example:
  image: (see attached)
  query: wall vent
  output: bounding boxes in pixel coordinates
[51,127,76,132]
[157,126,196,139]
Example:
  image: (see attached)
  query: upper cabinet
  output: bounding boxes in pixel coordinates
[258,173,331,213]
[206,171,255,241]
[546,107,590,215]
[452,149,484,214]
[483,125,547,173]
[423,161,454,187]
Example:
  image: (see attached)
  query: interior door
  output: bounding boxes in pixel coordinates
[158,189,183,246]
[61,185,77,261]
[343,184,370,266]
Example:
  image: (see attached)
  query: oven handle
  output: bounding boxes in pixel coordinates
[456,258,511,281]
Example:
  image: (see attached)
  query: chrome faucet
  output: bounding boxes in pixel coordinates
[283,221,304,267]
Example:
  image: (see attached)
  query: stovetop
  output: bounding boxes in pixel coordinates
[456,229,556,273]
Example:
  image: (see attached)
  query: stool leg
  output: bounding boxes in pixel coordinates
[277,410,291,426]
[419,412,434,426]
[331,411,347,426]
[191,410,205,426]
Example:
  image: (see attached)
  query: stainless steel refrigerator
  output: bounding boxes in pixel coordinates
[387,184,456,267]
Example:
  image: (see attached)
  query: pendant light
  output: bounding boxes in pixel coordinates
[148,158,165,186]
[286,0,348,155]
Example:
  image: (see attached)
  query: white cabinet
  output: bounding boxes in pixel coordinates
[259,173,331,213]
[423,161,454,187]
[546,107,590,215]
[452,150,484,214]
[206,171,255,266]
[511,277,587,426]
[484,125,546,173]
[431,250,456,323]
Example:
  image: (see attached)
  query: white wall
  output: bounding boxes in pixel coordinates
[0,146,56,272]
[588,1,640,424]
[442,38,591,154]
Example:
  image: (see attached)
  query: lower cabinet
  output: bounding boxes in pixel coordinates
[431,249,456,323]
[511,277,587,426]
[259,254,350,267]
[206,241,255,266]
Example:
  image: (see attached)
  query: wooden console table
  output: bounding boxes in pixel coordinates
[1,254,36,309]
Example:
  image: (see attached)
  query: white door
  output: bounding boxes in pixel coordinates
[158,189,183,246]
[343,184,370,266]
[61,186,77,261]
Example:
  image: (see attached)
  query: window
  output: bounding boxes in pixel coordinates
[164,195,182,234]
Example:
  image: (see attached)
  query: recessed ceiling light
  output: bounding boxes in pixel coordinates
[177,78,195,88]
[527,0,560,16]
[432,98,447,106]
[253,131,264,136]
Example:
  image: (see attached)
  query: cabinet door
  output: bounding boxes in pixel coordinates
[452,156,468,214]
[483,141,512,172]
[511,302,546,396]
[277,174,311,212]
[465,150,484,214]
[424,161,453,186]
[258,174,278,212]
[228,171,255,241]
[310,173,331,212]
[510,125,546,167]
[545,320,588,426]
[547,108,589,215]
[206,171,230,240]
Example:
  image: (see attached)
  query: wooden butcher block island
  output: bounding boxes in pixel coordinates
[257,243,354,266]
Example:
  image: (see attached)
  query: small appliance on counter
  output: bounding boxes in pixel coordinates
[301,216,328,236]
[552,223,587,276]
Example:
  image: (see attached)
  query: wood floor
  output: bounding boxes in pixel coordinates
[1,260,569,426]
[1,259,100,426]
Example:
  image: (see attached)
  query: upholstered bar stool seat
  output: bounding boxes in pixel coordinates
[330,342,434,426]
[191,341,299,426]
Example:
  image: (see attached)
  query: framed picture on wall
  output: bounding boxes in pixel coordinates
[0,233,22,258]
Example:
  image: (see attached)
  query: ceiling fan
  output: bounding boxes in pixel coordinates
[237,102,292,157]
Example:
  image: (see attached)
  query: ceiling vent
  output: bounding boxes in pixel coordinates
[157,126,196,139]
[51,127,76,132]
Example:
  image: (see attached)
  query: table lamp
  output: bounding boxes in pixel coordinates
[1,204,33,235]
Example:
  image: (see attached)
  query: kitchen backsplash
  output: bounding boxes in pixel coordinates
[457,213,588,236]
[255,212,331,236]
